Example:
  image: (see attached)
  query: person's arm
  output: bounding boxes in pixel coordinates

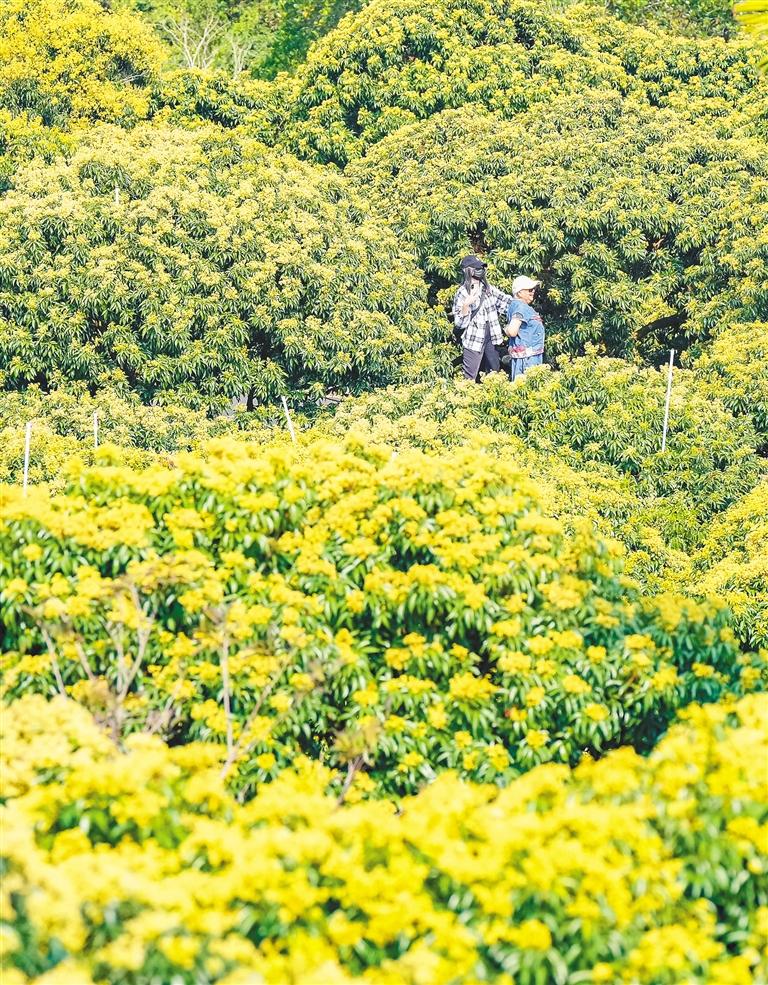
[505,299,523,338]
[453,285,480,329]
[506,315,522,338]
[490,285,514,317]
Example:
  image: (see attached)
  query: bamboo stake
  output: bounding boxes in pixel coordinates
[281,396,297,444]
[661,348,675,453]
[22,421,32,495]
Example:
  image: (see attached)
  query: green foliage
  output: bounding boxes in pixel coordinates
[0,0,765,976]
[690,321,768,447]
[258,0,364,77]
[148,68,284,138]
[605,0,735,38]
[0,125,447,408]
[2,693,766,985]
[684,480,768,648]
[0,387,289,489]
[488,357,762,514]
[2,438,760,798]
[347,98,768,357]
[328,356,763,548]
[0,0,165,129]
[0,111,71,194]
[284,0,762,165]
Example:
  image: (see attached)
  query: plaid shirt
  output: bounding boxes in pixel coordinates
[452,284,514,352]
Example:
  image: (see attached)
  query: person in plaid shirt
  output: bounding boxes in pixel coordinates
[452,255,514,381]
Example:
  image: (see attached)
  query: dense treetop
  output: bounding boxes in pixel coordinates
[0,0,765,652]
[348,97,768,358]
[0,125,446,407]
[690,321,768,446]
[0,0,164,128]
[283,0,764,164]
[0,0,764,393]
[0,1,767,980]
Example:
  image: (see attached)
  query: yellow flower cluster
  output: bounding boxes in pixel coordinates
[1,437,763,797]
[1,693,766,984]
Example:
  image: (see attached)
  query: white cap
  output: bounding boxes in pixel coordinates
[512,275,541,295]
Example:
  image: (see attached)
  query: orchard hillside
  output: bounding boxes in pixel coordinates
[0,0,767,982]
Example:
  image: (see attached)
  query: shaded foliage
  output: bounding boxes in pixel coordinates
[347,99,768,358]
[283,0,762,165]
[0,126,447,408]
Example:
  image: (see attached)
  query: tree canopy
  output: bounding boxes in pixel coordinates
[283,0,763,165]
[348,98,768,358]
[0,0,164,128]
[1,1,767,981]
[0,125,446,407]
[1,0,766,392]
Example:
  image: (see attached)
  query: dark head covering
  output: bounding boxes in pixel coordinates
[460,254,488,291]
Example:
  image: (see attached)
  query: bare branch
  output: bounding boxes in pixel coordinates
[74,639,98,684]
[219,630,234,760]
[336,755,365,806]
[220,653,288,780]
[117,583,155,701]
[229,34,256,78]
[159,13,227,70]
[39,626,68,699]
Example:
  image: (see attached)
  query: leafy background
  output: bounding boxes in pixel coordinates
[1,0,767,981]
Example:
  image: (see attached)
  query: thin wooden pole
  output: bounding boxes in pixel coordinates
[661,348,675,453]
[93,410,99,449]
[22,421,32,495]
[114,186,120,205]
[280,396,297,444]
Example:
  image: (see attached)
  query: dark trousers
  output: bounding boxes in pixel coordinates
[463,326,500,381]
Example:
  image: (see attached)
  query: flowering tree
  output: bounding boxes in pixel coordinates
[0,126,447,408]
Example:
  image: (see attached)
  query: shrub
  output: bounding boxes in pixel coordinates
[0,125,447,408]
[258,0,365,78]
[284,0,762,165]
[327,358,763,550]
[347,100,768,357]
[1,437,763,799]
[684,481,768,650]
[148,69,285,140]
[0,111,72,194]
[1,692,766,984]
[690,321,768,448]
[0,0,165,129]
[0,387,292,488]
[603,0,736,38]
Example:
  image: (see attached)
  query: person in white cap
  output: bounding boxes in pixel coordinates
[506,275,545,380]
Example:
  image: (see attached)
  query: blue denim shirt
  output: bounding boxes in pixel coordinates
[507,299,545,356]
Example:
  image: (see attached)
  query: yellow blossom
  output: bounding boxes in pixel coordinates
[585,703,609,722]
[269,693,292,713]
[562,674,591,695]
[427,704,448,729]
[498,651,532,674]
[507,919,552,951]
[525,686,546,707]
[586,645,607,664]
[692,663,715,678]
[526,729,549,749]
[487,744,509,771]
[448,672,497,702]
